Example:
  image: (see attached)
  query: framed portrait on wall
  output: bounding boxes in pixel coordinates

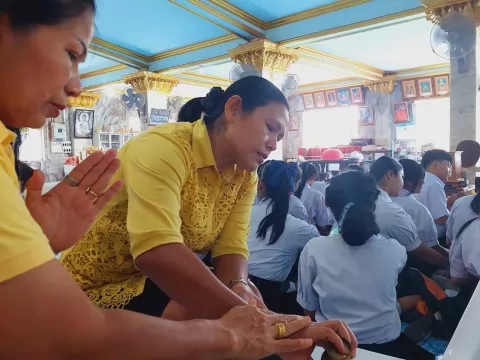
[401,80,417,100]
[359,106,374,126]
[418,78,433,97]
[350,86,364,103]
[336,88,351,105]
[302,93,315,109]
[73,109,94,139]
[325,90,337,106]
[393,102,409,124]
[434,75,450,96]
[313,92,326,108]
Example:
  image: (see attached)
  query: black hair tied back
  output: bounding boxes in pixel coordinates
[200,87,225,125]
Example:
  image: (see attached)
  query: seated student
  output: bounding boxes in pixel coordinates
[446,193,478,248]
[297,171,434,359]
[449,192,480,293]
[369,157,449,274]
[295,162,330,232]
[343,163,366,174]
[248,161,319,313]
[416,150,464,246]
[311,172,328,194]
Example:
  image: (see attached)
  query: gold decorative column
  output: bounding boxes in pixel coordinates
[123,71,179,128]
[228,39,299,80]
[423,0,479,182]
[365,80,396,94]
[67,92,102,108]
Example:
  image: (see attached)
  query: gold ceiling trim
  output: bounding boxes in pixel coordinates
[123,71,179,93]
[174,76,228,89]
[83,80,124,92]
[186,0,264,38]
[80,64,129,79]
[67,92,102,108]
[296,78,364,94]
[278,7,425,46]
[267,0,372,29]
[366,80,396,93]
[157,54,230,74]
[422,0,480,23]
[90,45,147,69]
[298,47,384,80]
[168,0,247,39]
[182,71,231,84]
[206,0,264,29]
[229,39,299,73]
[91,38,149,62]
[391,63,450,75]
[150,34,238,61]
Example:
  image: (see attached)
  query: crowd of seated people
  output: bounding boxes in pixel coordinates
[246,150,478,360]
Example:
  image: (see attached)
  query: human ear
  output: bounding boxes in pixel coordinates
[224,95,242,122]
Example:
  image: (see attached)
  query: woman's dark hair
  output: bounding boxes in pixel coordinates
[399,159,424,191]
[6,127,33,190]
[1,0,96,30]
[344,163,365,174]
[257,160,271,178]
[295,162,317,198]
[326,171,380,246]
[369,156,403,183]
[257,161,297,244]
[177,76,289,126]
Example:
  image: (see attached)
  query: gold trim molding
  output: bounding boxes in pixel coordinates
[422,0,480,23]
[366,80,396,94]
[123,71,179,93]
[229,39,298,74]
[80,64,129,79]
[67,92,102,108]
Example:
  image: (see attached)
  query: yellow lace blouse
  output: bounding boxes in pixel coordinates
[61,120,257,309]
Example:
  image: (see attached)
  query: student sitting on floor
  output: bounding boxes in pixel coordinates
[369,156,448,276]
[248,160,319,314]
[446,193,477,248]
[297,171,434,359]
[311,172,328,194]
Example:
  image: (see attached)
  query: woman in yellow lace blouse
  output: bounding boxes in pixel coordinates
[62,76,290,319]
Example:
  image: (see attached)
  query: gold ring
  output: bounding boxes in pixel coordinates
[275,322,286,339]
[85,187,99,197]
[64,175,80,187]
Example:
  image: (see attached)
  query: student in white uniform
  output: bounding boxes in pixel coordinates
[369,157,449,275]
[295,162,330,233]
[446,194,477,247]
[311,172,328,195]
[248,160,319,313]
[253,160,309,222]
[417,150,464,246]
[297,171,434,359]
[449,192,480,294]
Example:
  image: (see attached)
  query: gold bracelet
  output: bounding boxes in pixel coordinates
[227,278,249,289]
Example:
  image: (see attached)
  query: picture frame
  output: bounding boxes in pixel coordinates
[325,90,338,106]
[313,92,326,108]
[73,109,94,139]
[401,80,417,100]
[350,86,364,104]
[302,93,315,109]
[393,102,409,124]
[288,113,300,131]
[418,78,433,98]
[336,88,351,105]
[359,106,374,126]
[149,108,170,125]
[434,75,450,96]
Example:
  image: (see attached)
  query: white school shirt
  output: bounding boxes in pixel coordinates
[449,217,480,279]
[299,185,330,227]
[446,194,477,244]
[312,180,327,195]
[416,172,449,237]
[248,199,320,282]
[297,234,406,344]
[253,194,309,222]
[391,189,438,248]
[374,188,422,252]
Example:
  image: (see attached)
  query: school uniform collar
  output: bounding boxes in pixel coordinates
[425,171,445,188]
[399,189,412,197]
[192,118,216,169]
[377,187,392,202]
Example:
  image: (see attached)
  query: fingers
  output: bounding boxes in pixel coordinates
[321,327,348,355]
[24,170,46,203]
[63,151,104,185]
[92,180,124,209]
[81,150,120,193]
[267,315,311,339]
[272,338,313,356]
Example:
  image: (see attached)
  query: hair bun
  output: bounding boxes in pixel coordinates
[201,87,224,115]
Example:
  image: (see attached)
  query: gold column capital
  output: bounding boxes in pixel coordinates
[366,80,396,94]
[228,39,299,74]
[67,92,102,108]
[123,71,179,94]
[422,0,480,23]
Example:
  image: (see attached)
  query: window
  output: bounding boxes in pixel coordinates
[19,128,45,162]
[302,106,359,148]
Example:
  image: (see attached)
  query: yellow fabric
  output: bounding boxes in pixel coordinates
[61,120,257,309]
[0,122,55,283]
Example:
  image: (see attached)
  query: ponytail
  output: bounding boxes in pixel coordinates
[257,161,297,244]
[295,162,317,199]
[470,192,480,214]
[326,171,380,246]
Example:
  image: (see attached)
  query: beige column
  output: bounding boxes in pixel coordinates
[365,80,397,146]
[423,0,480,182]
[123,71,178,130]
[228,39,299,159]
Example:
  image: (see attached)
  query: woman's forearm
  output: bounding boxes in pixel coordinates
[136,244,247,319]
[213,253,249,285]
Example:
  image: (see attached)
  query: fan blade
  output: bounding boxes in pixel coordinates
[121,94,130,102]
[126,88,134,96]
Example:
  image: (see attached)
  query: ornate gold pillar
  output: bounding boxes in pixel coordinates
[365,80,396,94]
[67,92,102,108]
[423,0,479,181]
[123,71,178,128]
